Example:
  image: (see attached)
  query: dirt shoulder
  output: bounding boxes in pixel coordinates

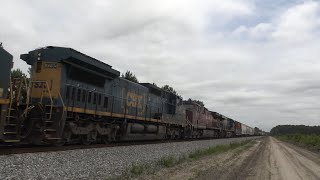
[244,137,320,180]
[135,137,320,180]
[135,138,264,180]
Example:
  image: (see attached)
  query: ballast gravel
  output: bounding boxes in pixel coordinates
[0,137,258,179]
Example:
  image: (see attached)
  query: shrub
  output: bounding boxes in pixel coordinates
[277,134,320,148]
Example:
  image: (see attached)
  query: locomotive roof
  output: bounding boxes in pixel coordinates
[140,83,162,95]
[211,111,228,119]
[0,46,13,60]
[140,83,182,98]
[20,46,120,78]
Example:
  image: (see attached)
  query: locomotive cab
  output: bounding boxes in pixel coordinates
[0,46,13,142]
[20,46,121,144]
[20,47,66,143]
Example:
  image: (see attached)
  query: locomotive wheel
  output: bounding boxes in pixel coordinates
[63,130,72,143]
[53,140,66,147]
[81,135,92,145]
[54,130,72,146]
[102,136,110,144]
[173,130,179,140]
[20,117,34,139]
[101,128,117,144]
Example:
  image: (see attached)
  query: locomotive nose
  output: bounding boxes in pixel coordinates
[20,53,31,64]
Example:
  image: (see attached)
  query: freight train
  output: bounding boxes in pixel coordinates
[0,46,258,146]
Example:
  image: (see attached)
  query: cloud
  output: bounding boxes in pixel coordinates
[233,1,320,42]
[271,1,320,42]
[1,0,320,131]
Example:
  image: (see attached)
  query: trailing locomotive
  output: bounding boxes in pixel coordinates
[0,46,257,145]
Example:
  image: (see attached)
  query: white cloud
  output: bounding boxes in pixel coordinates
[271,1,320,42]
[232,1,320,42]
[1,0,320,131]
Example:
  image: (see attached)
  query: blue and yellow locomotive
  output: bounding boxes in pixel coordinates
[1,46,187,145]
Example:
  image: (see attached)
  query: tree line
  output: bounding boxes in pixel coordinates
[270,125,320,136]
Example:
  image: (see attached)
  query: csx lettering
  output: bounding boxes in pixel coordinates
[127,92,143,108]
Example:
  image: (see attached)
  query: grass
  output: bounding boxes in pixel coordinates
[277,134,320,149]
[189,140,251,160]
[118,140,253,179]
[130,164,145,175]
[158,156,177,167]
[116,163,150,179]
[157,155,188,168]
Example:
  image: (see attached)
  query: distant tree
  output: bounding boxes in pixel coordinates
[193,99,204,106]
[161,85,178,95]
[152,82,159,87]
[184,98,204,106]
[254,127,263,135]
[10,68,28,101]
[28,67,32,77]
[270,125,320,136]
[11,69,27,80]
[121,70,139,83]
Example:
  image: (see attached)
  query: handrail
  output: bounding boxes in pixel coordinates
[30,81,53,120]
[58,92,65,129]
[59,92,65,108]
[24,77,30,118]
[185,116,193,128]
[15,78,22,104]
[40,85,44,104]
[7,77,14,121]
[44,81,53,120]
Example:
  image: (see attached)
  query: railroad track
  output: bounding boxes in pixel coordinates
[0,137,250,155]
[0,138,207,155]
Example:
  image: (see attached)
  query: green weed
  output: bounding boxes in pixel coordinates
[189,140,251,160]
[130,164,145,175]
[277,134,320,148]
[158,156,177,167]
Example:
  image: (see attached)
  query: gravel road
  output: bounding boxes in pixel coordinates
[193,137,320,180]
[0,137,257,179]
[244,137,320,180]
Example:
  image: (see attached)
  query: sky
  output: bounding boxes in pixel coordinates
[1,0,320,131]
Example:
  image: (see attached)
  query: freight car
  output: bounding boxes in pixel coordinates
[0,46,257,145]
[254,127,266,136]
[241,123,254,136]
